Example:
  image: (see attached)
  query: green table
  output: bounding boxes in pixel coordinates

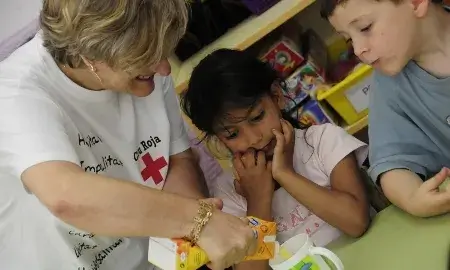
[327,206,450,270]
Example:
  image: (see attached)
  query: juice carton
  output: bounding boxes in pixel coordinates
[148,217,279,270]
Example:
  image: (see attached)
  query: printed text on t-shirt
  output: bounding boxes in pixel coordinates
[80,155,124,174]
[133,135,162,161]
[78,133,102,148]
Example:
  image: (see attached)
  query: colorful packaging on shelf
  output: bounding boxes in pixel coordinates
[294,62,326,97]
[261,39,305,78]
[283,62,327,103]
[291,99,337,127]
[148,217,279,270]
[275,79,308,112]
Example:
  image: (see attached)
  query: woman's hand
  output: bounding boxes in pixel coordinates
[272,119,295,180]
[232,149,274,204]
[197,200,257,269]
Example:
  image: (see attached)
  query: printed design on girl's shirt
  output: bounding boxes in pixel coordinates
[275,204,325,236]
[133,134,167,184]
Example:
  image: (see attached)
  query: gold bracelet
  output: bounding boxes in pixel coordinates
[186,200,214,245]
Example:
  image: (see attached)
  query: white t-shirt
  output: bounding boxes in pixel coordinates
[0,34,189,270]
[211,124,368,247]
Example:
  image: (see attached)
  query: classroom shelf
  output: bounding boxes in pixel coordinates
[170,0,316,93]
[344,115,368,135]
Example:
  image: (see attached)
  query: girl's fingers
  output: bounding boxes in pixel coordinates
[242,149,256,168]
[281,119,293,144]
[272,128,285,156]
[266,161,272,172]
[232,153,245,175]
[256,150,266,168]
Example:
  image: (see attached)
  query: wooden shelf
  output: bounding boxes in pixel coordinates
[170,0,316,93]
[344,115,368,135]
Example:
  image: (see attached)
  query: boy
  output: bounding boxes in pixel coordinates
[320,0,450,217]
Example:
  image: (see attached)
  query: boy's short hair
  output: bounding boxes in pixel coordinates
[40,0,188,73]
[320,0,442,18]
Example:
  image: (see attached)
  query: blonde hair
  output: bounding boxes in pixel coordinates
[40,0,188,73]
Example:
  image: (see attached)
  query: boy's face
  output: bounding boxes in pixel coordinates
[328,0,428,76]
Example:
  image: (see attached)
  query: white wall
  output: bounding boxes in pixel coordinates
[0,0,42,42]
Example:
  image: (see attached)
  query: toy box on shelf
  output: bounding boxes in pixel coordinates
[278,28,330,108]
[290,99,338,127]
[285,62,326,99]
[278,75,309,112]
[278,65,338,127]
[261,39,305,78]
[317,64,373,126]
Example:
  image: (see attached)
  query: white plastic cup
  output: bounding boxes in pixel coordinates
[269,233,344,270]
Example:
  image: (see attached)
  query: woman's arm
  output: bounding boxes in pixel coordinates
[23,160,202,237]
[22,160,258,269]
[163,149,208,198]
[276,153,370,237]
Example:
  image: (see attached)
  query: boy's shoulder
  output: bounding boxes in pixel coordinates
[372,61,437,99]
[372,67,406,97]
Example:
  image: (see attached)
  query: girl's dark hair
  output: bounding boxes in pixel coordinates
[182,48,300,139]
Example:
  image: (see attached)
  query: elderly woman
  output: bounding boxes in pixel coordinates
[0,0,256,269]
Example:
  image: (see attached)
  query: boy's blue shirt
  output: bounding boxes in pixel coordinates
[368,61,450,181]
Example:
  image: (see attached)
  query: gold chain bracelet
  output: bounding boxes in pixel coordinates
[185,200,214,245]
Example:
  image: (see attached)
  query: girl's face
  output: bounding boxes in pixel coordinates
[215,95,283,158]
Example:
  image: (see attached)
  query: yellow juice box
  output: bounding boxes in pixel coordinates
[148,217,279,270]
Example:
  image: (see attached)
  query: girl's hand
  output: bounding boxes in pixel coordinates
[232,149,274,204]
[272,119,295,180]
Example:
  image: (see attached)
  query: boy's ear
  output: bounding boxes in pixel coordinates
[271,83,285,110]
[410,0,430,18]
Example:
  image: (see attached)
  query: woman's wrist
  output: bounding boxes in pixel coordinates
[184,200,214,245]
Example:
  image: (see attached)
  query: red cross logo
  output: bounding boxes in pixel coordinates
[140,153,167,184]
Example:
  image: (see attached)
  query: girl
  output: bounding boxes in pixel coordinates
[182,49,370,269]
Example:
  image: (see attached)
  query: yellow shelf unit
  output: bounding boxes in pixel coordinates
[170,0,316,93]
[344,115,368,135]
